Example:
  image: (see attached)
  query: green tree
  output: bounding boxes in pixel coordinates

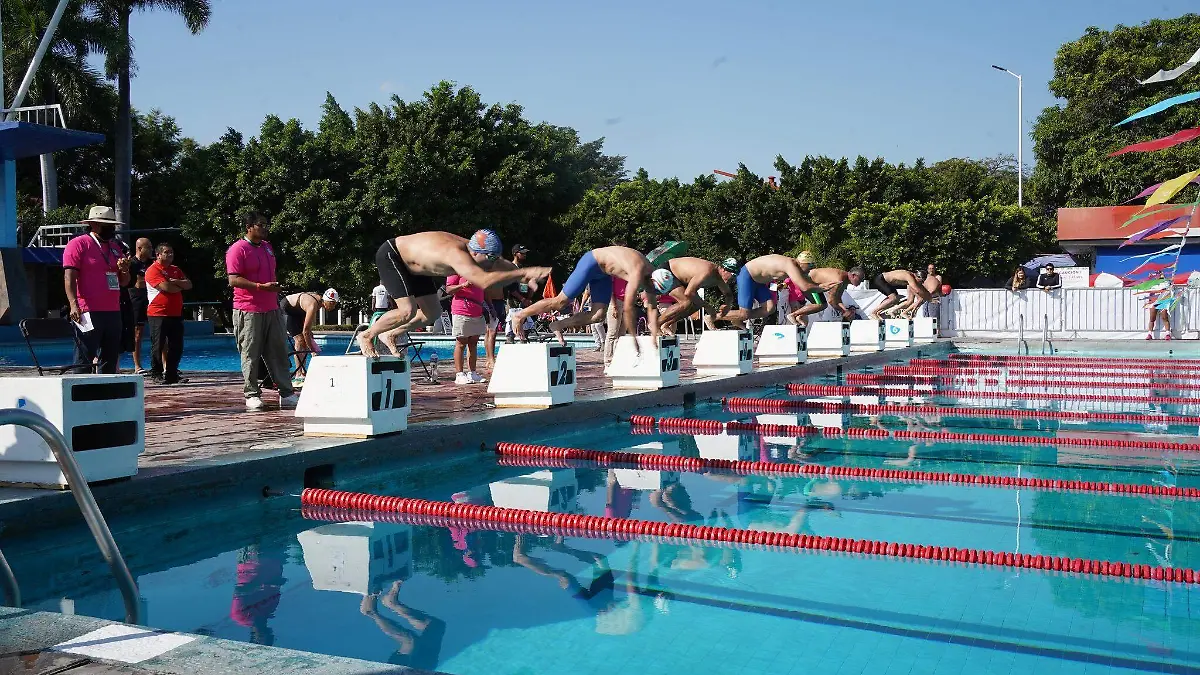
[1031,14,1200,211]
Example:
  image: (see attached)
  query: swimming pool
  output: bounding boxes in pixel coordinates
[0,333,598,373]
[8,344,1200,674]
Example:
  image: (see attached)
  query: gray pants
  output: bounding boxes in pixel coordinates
[603,301,623,365]
[234,309,295,399]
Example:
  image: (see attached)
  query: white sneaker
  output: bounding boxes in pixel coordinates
[469,371,487,384]
[246,396,264,411]
[279,393,300,409]
[455,372,471,385]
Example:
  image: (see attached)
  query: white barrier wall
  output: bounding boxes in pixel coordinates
[935,288,1200,340]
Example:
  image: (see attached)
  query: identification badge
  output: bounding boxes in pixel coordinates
[106,271,119,290]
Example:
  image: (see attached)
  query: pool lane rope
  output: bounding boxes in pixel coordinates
[298,488,1200,584]
[721,396,1200,426]
[490,441,1200,500]
[626,414,1200,454]
[846,373,1200,392]
[786,382,1200,406]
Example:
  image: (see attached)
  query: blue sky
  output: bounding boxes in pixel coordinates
[123,0,1196,181]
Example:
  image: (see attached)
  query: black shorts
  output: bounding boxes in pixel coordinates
[131,298,148,326]
[376,239,440,300]
[280,298,307,337]
[873,273,898,297]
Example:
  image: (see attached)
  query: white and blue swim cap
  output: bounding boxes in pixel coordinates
[467,229,503,257]
[652,268,677,294]
[720,258,740,273]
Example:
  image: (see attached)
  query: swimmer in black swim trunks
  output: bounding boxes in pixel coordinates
[847,267,931,320]
[357,229,550,357]
[794,252,855,322]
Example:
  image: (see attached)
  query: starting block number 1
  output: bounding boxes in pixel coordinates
[370,360,409,411]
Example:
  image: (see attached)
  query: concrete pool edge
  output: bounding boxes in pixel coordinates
[0,606,447,674]
[0,341,953,535]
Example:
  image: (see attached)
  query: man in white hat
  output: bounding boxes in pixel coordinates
[63,206,132,374]
[279,288,339,382]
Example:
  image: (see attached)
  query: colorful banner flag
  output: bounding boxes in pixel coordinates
[1120,216,1189,247]
[1116,91,1200,126]
[1140,46,1200,84]
[1140,169,1200,211]
[1123,183,1162,203]
[1131,277,1168,291]
[1127,260,1174,276]
[1120,203,1191,228]
[1109,128,1200,156]
[1120,244,1182,263]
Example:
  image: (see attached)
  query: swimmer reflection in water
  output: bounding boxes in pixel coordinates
[359,579,446,670]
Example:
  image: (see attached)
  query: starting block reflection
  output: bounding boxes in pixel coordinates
[488,342,576,408]
[614,441,681,490]
[755,324,808,366]
[608,335,681,389]
[298,521,412,595]
[489,469,578,512]
[693,329,754,378]
[295,356,410,437]
[692,432,758,461]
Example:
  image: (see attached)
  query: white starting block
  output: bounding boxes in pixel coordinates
[693,329,753,378]
[608,335,681,389]
[489,469,578,512]
[0,375,144,487]
[755,324,808,366]
[884,319,913,350]
[298,521,412,595]
[488,342,575,408]
[849,320,885,352]
[294,356,410,437]
[807,321,850,358]
[913,317,938,343]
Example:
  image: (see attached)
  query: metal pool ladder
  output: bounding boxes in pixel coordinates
[1041,313,1055,355]
[0,408,140,624]
[1017,314,1029,355]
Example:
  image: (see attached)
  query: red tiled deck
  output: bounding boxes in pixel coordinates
[137,343,699,467]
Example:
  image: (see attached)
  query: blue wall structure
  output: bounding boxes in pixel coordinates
[1094,243,1200,279]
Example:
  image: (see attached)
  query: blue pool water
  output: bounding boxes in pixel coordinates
[9,346,1200,674]
[0,334,596,373]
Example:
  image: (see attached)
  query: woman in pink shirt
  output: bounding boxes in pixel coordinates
[445,274,487,385]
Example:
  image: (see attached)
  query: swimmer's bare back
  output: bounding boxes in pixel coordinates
[667,257,720,287]
[591,246,654,284]
[390,232,475,278]
[745,254,817,290]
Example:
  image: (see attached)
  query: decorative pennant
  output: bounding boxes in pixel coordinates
[1120,217,1189,247]
[1110,128,1200,156]
[1120,244,1182,263]
[1120,203,1191,228]
[1123,183,1162,203]
[1131,277,1168,291]
[1127,260,1174,276]
[1140,46,1200,85]
[1140,169,1200,211]
[1116,91,1200,126]
[1155,295,1180,310]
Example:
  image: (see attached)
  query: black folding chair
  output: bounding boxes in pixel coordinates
[20,318,86,375]
[346,324,433,382]
[258,348,313,390]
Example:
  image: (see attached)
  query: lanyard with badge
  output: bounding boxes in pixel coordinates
[91,233,121,290]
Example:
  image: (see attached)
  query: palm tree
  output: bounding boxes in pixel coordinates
[90,0,209,229]
[2,0,117,211]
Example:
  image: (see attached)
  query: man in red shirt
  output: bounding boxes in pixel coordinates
[145,243,192,384]
[226,211,298,411]
[63,206,132,374]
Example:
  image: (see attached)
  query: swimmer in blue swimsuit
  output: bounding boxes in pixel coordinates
[716,254,821,327]
[512,246,677,349]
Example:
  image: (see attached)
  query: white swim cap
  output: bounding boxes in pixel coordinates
[651,269,677,294]
[322,288,339,303]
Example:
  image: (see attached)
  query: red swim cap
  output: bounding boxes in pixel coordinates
[941,284,952,296]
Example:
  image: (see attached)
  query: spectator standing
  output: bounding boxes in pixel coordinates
[145,243,192,384]
[1036,264,1062,293]
[445,272,487,385]
[128,237,154,374]
[1146,272,1173,340]
[1005,267,1029,292]
[63,206,131,374]
[225,211,298,411]
[371,281,393,325]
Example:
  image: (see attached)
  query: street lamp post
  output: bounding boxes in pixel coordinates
[992,64,1023,207]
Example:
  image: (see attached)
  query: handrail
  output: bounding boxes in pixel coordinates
[0,409,139,624]
[0,540,18,608]
[1017,314,1028,355]
[1041,313,1054,355]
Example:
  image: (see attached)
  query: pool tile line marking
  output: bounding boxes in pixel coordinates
[722,395,1200,425]
[486,444,1200,499]
[630,413,1200,454]
[787,382,1200,406]
[297,488,1200,583]
[51,625,196,664]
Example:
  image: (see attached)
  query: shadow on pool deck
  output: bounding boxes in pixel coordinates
[136,344,694,468]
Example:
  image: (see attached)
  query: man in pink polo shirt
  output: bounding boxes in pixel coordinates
[226,211,297,411]
[63,206,132,374]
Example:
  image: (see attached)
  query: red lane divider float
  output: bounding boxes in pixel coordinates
[492,441,1200,500]
[298,488,1200,584]
[628,413,1200,454]
[722,395,1200,426]
[888,365,1200,381]
[948,354,1200,367]
[847,372,1200,392]
[786,382,1200,406]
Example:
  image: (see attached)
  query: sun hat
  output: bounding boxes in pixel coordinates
[651,268,677,294]
[81,205,122,225]
[468,229,503,257]
[322,288,339,303]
